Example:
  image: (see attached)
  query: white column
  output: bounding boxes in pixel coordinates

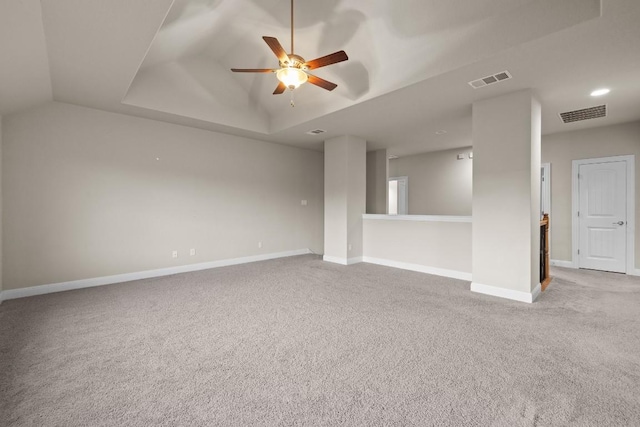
[324,135,366,265]
[471,90,541,303]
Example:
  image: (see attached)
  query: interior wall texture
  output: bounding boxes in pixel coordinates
[389,147,473,215]
[363,219,472,274]
[2,102,324,290]
[366,149,388,215]
[542,120,640,267]
[0,115,3,296]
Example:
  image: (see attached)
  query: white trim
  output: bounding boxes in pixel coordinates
[628,269,640,277]
[550,259,576,268]
[471,282,541,303]
[363,214,472,223]
[541,162,552,256]
[362,256,472,281]
[322,255,363,265]
[323,255,347,265]
[541,162,551,218]
[572,155,635,273]
[0,249,311,302]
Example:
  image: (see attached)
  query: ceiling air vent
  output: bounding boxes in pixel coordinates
[306,129,326,135]
[559,105,607,123]
[468,70,512,89]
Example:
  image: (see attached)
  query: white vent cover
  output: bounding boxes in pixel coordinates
[388,155,398,159]
[468,70,512,89]
[306,129,326,135]
[559,105,607,123]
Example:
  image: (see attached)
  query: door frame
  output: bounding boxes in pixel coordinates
[541,162,551,253]
[571,155,635,273]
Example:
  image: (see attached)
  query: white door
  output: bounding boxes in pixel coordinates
[388,177,408,215]
[388,180,398,215]
[578,161,627,272]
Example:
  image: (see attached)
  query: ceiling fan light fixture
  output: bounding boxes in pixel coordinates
[276,67,308,89]
[230,0,347,95]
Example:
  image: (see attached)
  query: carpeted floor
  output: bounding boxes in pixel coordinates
[1,255,639,426]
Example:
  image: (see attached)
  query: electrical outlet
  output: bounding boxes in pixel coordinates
[172,250,178,258]
[190,248,196,256]
[348,244,352,251]
[258,241,262,249]
[301,200,308,206]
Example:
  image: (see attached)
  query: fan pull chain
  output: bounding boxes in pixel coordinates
[290,89,295,107]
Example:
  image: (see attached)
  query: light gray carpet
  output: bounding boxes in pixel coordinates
[1,255,639,426]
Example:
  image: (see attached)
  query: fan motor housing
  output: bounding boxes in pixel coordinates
[282,54,307,69]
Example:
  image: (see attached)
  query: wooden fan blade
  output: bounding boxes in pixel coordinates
[307,74,338,91]
[273,82,287,95]
[263,36,289,64]
[231,68,276,73]
[304,51,348,70]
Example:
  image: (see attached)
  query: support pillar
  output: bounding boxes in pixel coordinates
[324,135,366,265]
[471,90,541,303]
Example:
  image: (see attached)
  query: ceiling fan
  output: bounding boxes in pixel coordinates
[231,0,348,96]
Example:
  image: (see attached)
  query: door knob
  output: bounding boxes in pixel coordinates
[613,221,625,225]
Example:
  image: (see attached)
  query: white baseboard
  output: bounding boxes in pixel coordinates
[0,249,311,302]
[550,260,640,276]
[323,255,347,265]
[362,256,472,281]
[550,259,576,268]
[322,255,363,265]
[470,282,541,303]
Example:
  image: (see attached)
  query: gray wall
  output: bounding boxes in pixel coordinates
[389,147,473,215]
[0,115,2,298]
[542,121,640,266]
[366,149,388,214]
[2,102,324,290]
[363,219,471,274]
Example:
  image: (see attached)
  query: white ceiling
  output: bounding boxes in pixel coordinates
[1,0,639,157]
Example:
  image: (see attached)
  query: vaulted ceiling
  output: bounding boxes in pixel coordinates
[1,0,639,156]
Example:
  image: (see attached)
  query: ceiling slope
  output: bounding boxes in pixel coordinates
[3,0,639,158]
[123,0,601,134]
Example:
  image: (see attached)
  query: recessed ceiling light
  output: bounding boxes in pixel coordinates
[590,88,610,97]
[435,130,447,135]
